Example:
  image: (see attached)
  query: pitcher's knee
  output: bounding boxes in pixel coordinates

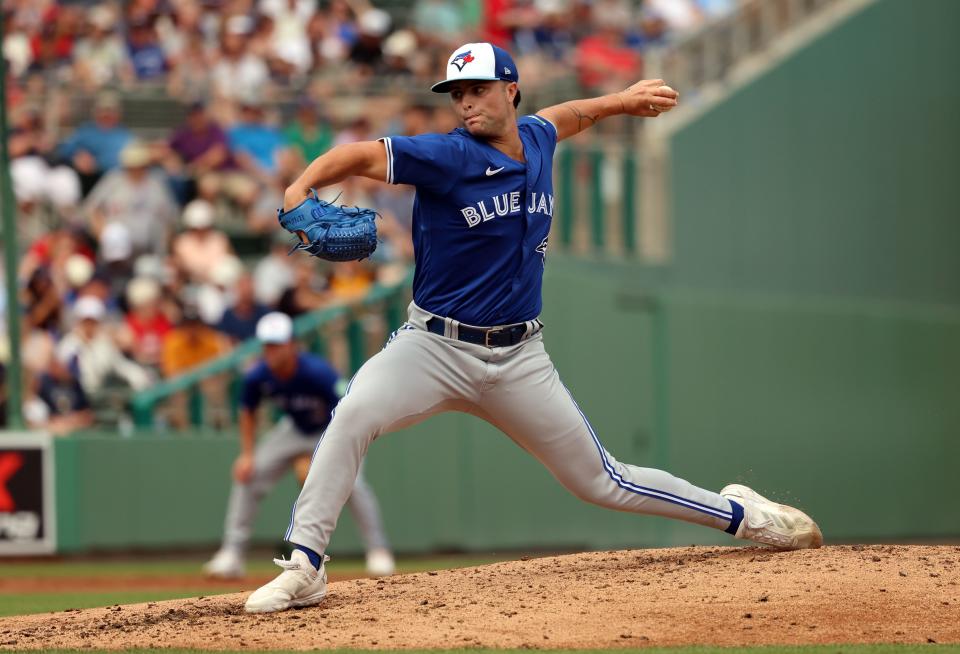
[327,396,385,443]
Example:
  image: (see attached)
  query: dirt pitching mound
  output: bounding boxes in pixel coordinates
[3,545,959,650]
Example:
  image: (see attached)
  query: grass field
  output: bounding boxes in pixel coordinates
[0,553,513,617]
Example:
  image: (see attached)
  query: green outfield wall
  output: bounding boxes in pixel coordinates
[53,257,960,553]
[47,0,960,554]
[669,0,960,303]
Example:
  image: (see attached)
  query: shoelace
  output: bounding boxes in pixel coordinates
[271,554,331,571]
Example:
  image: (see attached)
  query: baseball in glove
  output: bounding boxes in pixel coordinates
[278,190,378,262]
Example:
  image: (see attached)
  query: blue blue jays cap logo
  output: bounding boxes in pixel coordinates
[451,50,475,71]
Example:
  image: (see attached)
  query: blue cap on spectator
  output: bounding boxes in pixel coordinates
[431,42,520,95]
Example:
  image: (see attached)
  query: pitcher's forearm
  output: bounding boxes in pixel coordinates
[286,141,388,208]
[537,94,625,141]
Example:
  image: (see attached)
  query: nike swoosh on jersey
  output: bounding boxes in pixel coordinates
[485,166,505,176]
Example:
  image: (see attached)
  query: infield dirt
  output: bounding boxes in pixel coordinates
[2,545,959,650]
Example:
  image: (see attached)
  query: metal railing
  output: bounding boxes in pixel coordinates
[129,267,413,433]
[553,141,640,258]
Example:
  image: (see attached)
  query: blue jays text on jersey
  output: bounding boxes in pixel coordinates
[459,190,554,228]
[380,114,558,327]
[240,352,341,435]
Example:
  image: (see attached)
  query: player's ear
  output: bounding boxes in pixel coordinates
[506,82,519,108]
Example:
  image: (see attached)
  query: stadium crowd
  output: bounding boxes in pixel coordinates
[0,0,736,433]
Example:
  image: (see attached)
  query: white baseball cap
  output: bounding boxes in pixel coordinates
[100,222,133,262]
[182,199,215,229]
[431,42,520,100]
[256,311,294,344]
[74,296,106,322]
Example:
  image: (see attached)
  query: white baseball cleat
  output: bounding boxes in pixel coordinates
[365,547,396,577]
[203,548,245,580]
[244,550,329,614]
[721,484,823,550]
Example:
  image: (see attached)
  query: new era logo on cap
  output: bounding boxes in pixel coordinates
[431,42,520,94]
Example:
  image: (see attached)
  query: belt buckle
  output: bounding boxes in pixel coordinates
[484,327,504,347]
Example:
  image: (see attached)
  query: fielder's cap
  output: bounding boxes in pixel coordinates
[431,42,520,96]
[256,311,294,344]
[74,295,106,322]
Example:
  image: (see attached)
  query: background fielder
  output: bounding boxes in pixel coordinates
[244,42,821,614]
[204,311,394,579]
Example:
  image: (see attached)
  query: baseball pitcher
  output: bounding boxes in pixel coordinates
[244,43,822,614]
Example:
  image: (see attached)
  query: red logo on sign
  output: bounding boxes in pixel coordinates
[0,453,24,512]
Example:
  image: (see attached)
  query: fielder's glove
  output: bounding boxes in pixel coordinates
[278,190,378,262]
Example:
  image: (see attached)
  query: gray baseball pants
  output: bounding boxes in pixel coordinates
[286,303,738,554]
[222,416,389,553]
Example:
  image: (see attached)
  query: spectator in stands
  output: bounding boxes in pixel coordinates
[28,4,79,75]
[160,302,230,428]
[253,231,296,308]
[276,257,329,318]
[3,9,34,78]
[316,0,359,63]
[166,31,213,102]
[259,0,314,78]
[211,14,270,102]
[98,222,136,300]
[57,92,133,195]
[380,29,419,83]
[23,354,95,436]
[327,261,374,303]
[228,99,286,186]
[56,296,152,398]
[171,199,236,285]
[349,8,391,77]
[283,99,333,166]
[19,227,94,290]
[72,5,133,91]
[126,16,169,81]
[119,277,173,368]
[575,0,642,92]
[644,0,705,35]
[245,148,300,233]
[23,267,62,336]
[8,104,82,220]
[155,0,205,63]
[163,101,233,204]
[84,141,178,258]
[217,273,269,343]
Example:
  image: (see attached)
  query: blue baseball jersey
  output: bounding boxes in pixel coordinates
[380,114,557,326]
[240,352,341,435]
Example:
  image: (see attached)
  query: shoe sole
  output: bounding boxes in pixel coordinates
[244,589,327,614]
[721,484,823,549]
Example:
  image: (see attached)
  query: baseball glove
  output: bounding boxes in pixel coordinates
[278,190,378,262]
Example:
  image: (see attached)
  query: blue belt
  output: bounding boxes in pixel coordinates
[426,317,533,348]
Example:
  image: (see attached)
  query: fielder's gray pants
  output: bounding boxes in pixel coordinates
[286,303,738,554]
[222,416,389,553]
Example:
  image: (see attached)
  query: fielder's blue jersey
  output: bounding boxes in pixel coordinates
[240,352,340,435]
[381,114,557,326]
